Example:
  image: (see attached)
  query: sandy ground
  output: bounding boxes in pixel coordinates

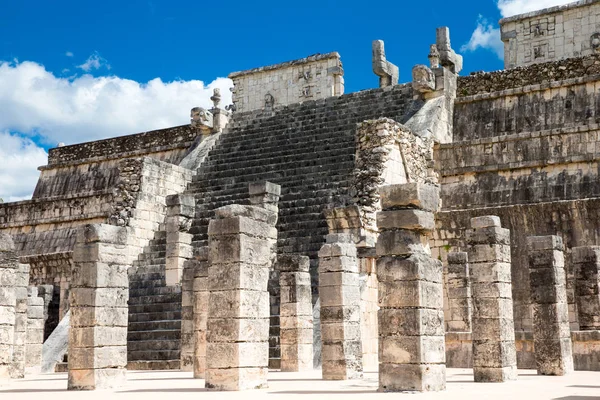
[1,368,599,399]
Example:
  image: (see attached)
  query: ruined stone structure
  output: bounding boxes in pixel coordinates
[2,0,600,392]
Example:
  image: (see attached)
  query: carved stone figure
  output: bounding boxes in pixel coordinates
[190,107,214,131]
[265,93,275,110]
[591,33,600,50]
[429,44,440,68]
[412,64,436,93]
[372,40,399,88]
[210,88,221,109]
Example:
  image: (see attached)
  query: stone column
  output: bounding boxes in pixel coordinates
[467,216,517,382]
[319,233,362,380]
[165,194,195,286]
[376,183,445,392]
[249,181,281,370]
[192,255,209,379]
[11,263,29,378]
[278,255,313,372]
[0,233,17,385]
[68,224,130,390]
[446,252,472,332]
[205,204,277,391]
[527,235,573,376]
[572,246,600,330]
[25,287,44,371]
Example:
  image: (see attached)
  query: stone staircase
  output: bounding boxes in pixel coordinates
[127,230,182,370]
[186,84,420,263]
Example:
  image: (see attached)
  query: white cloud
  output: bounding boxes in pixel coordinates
[461,0,577,59]
[65,51,74,57]
[77,52,110,72]
[461,17,504,59]
[0,132,48,202]
[0,60,233,200]
[498,0,577,18]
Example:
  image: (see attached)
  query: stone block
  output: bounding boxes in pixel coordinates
[213,205,278,227]
[529,251,565,269]
[207,318,268,343]
[317,256,358,273]
[320,305,361,324]
[473,365,517,382]
[470,216,501,229]
[473,340,517,368]
[321,340,362,361]
[378,281,443,308]
[466,226,510,245]
[280,284,311,305]
[206,342,268,369]
[377,254,442,283]
[280,328,313,344]
[471,282,513,299]
[379,363,446,392]
[276,255,310,272]
[319,271,358,288]
[68,346,127,369]
[322,359,362,380]
[468,244,511,263]
[70,288,128,308]
[527,235,564,251]
[321,322,361,341]
[379,183,440,212]
[205,367,267,391]
[472,318,515,340]
[447,252,468,265]
[572,246,600,265]
[379,335,445,364]
[376,209,435,231]
[376,230,430,257]
[68,368,126,390]
[319,286,360,307]
[75,224,129,246]
[378,308,444,336]
[530,284,567,304]
[534,338,574,375]
[71,263,128,288]
[280,302,312,317]
[472,298,515,319]
[72,243,128,265]
[208,290,269,319]
[208,263,270,291]
[69,326,127,348]
[529,266,566,287]
[280,343,313,372]
[469,262,512,283]
[0,287,16,307]
[209,234,273,266]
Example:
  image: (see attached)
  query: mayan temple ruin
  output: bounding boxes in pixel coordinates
[2,0,600,396]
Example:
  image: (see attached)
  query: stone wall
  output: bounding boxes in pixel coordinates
[454,75,600,141]
[47,125,199,166]
[500,0,600,68]
[229,53,344,113]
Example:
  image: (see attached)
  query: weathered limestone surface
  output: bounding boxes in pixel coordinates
[527,235,573,376]
[229,53,344,113]
[68,224,130,390]
[372,40,399,88]
[500,0,600,68]
[467,216,517,383]
[319,234,362,380]
[376,183,445,392]
[277,255,313,372]
[25,287,44,371]
[0,234,17,385]
[572,246,600,330]
[445,252,472,333]
[205,203,278,391]
[192,257,208,379]
[165,194,195,286]
[11,263,29,378]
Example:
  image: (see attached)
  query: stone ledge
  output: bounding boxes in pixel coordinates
[228,52,341,79]
[499,0,597,24]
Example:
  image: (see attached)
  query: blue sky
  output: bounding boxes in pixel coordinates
[0,0,577,200]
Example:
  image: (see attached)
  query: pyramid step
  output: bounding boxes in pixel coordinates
[127,360,181,371]
[128,319,181,332]
[128,329,181,341]
[127,350,181,362]
[128,302,181,314]
[128,310,182,323]
[127,339,181,352]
